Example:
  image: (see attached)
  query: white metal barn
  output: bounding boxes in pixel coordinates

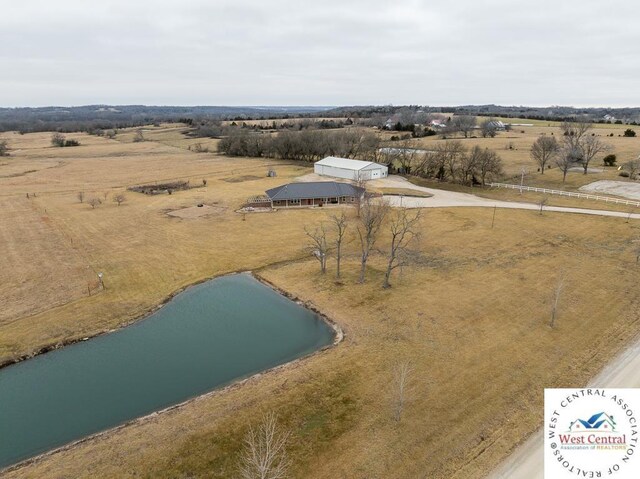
[314,156,388,181]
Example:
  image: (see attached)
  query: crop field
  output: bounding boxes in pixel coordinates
[1,124,640,478]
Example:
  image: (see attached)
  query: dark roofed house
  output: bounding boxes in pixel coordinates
[264,181,365,208]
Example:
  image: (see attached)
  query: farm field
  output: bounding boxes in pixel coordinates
[1,124,640,478]
[411,123,640,179]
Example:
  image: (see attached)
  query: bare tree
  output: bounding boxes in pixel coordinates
[391,362,412,422]
[580,135,610,175]
[105,129,117,139]
[357,198,389,283]
[538,196,548,215]
[103,191,109,201]
[51,132,66,147]
[458,147,480,186]
[88,197,102,209]
[113,194,126,206]
[77,191,85,203]
[0,140,9,156]
[558,120,596,178]
[480,118,498,138]
[622,158,640,180]
[396,139,419,174]
[382,208,421,288]
[239,412,291,479]
[414,141,466,181]
[530,136,559,174]
[476,148,504,186]
[353,177,367,217]
[451,115,477,138]
[305,224,329,274]
[133,130,145,143]
[550,275,565,328]
[555,148,574,183]
[331,212,348,279]
[561,120,591,140]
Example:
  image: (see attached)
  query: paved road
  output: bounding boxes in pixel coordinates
[488,335,640,479]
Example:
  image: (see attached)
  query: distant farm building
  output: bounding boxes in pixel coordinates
[485,120,506,130]
[314,157,388,181]
[247,181,365,208]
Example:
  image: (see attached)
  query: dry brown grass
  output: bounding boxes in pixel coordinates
[2,125,640,478]
[412,121,639,179]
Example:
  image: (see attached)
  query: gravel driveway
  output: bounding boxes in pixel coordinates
[295,174,640,220]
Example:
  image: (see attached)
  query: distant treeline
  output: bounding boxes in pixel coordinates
[218,129,383,162]
[186,118,354,139]
[323,105,640,124]
[4,103,640,134]
[0,105,333,133]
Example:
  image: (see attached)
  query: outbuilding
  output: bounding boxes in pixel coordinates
[314,156,388,181]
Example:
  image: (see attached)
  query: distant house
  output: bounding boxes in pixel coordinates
[314,156,388,181]
[430,119,447,129]
[264,181,365,208]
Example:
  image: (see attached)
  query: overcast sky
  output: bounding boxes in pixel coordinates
[2,0,639,107]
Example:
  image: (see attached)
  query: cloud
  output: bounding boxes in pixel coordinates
[1,0,639,106]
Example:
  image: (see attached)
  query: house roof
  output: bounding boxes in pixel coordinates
[265,182,365,201]
[315,156,382,171]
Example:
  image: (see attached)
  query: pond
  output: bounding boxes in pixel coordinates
[0,273,335,469]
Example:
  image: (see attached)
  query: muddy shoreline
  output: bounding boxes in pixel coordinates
[0,270,343,475]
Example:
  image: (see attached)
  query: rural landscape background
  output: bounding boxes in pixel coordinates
[2,106,640,477]
[3,1,640,478]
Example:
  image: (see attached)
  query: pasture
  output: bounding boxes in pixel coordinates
[1,124,639,478]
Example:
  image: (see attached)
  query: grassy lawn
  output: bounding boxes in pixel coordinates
[2,125,640,478]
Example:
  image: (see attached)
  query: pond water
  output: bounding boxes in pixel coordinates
[0,273,335,469]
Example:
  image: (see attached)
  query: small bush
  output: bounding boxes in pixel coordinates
[51,132,66,147]
[619,171,631,178]
[603,154,617,166]
[624,129,637,137]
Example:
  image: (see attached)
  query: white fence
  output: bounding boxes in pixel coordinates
[489,182,640,208]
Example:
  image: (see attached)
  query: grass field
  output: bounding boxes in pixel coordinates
[2,124,640,478]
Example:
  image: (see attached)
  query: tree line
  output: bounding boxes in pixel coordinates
[218,128,384,162]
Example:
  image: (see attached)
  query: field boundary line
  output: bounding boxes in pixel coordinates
[489,182,640,207]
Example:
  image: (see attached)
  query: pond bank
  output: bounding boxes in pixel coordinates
[1,272,342,472]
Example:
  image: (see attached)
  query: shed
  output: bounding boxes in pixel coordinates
[314,156,388,181]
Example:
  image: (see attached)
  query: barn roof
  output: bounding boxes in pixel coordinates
[265,182,364,201]
[315,156,381,171]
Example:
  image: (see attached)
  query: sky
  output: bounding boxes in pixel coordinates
[2,0,640,107]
